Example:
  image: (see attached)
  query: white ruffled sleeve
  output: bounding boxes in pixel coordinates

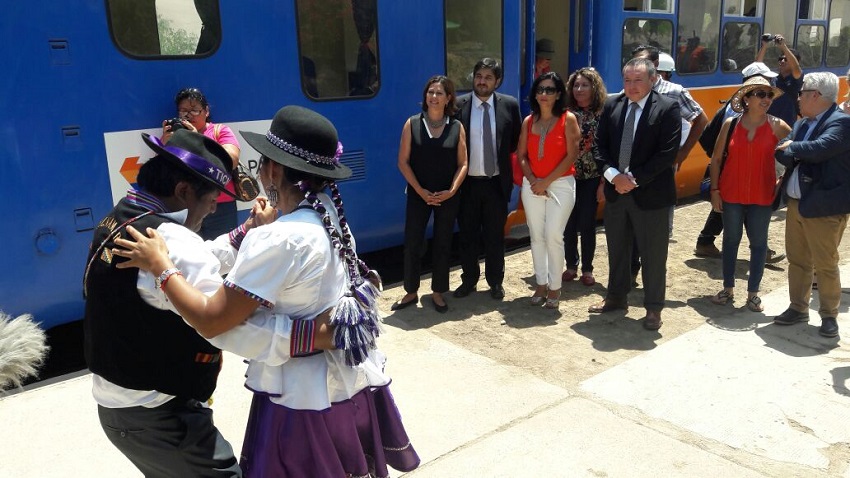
[207,308,296,366]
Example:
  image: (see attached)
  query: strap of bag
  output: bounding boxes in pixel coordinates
[83,211,153,298]
[718,116,738,175]
[213,123,222,143]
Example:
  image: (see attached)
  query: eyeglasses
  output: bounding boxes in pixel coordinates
[747,90,775,99]
[178,108,205,116]
[798,89,819,97]
[536,86,558,95]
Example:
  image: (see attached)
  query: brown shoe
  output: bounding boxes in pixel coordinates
[588,299,628,313]
[643,310,663,330]
[694,243,721,258]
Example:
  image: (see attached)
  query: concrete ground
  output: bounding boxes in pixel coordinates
[1,265,848,477]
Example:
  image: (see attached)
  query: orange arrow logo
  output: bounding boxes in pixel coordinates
[120,156,143,186]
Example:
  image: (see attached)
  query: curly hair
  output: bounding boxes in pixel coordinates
[565,67,607,114]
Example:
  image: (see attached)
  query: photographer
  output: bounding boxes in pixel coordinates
[756,34,803,126]
[162,87,242,240]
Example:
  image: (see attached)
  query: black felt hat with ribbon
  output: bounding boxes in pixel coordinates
[142,129,236,198]
[241,105,352,180]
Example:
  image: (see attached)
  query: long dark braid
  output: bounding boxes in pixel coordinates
[298,180,381,366]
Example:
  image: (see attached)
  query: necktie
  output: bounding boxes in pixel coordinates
[482,102,496,177]
[618,102,637,172]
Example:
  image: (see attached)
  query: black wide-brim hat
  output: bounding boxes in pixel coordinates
[241,105,352,180]
[142,129,236,198]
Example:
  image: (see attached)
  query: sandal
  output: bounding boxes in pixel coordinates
[544,291,561,309]
[746,295,764,312]
[710,289,734,305]
[531,286,547,306]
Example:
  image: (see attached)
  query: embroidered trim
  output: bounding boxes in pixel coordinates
[382,441,412,452]
[229,224,247,249]
[223,280,273,309]
[266,131,342,166]
[290,319,316,357]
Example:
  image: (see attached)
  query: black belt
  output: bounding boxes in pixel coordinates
[467,175,498,180]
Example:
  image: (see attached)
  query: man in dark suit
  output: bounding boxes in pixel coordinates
[588,57,681,330]
[773,71,850,338]
[453,58,522,300]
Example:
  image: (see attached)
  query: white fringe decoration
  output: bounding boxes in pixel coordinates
[0,312,49,391]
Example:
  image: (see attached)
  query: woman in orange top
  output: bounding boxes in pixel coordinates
[708,77,791,311]
[517,72,581,309]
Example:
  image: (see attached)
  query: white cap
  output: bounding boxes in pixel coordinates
[657,53,675,72]
[741,62,778,79]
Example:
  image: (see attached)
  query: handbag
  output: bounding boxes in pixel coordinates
[699,116,738,201]
[511,152,523,186]
[232,161,260,201]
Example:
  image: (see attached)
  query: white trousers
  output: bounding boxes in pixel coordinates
[521,175,576,290]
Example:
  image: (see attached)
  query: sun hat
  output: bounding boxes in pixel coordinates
[142,129,235,198]
[741,61,778,79]
[657,52,675,72]
[535,38,555,60]
[729,76,784,113]
[241,106,351,180]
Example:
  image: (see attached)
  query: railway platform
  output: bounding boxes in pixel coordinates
[2,228,849,477]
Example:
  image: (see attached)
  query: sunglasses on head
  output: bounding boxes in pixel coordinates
[536,86,558,95]
[747,90,775,99]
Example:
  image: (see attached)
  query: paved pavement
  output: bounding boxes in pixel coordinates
[1,265,848,477]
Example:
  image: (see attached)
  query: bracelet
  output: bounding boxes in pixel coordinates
[156,268,182,290]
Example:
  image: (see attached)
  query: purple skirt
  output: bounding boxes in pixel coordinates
[239,385,420,477]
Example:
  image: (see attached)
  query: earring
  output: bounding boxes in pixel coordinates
[266,184,279,208]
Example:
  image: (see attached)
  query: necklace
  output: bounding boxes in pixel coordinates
[537,116,556,158]
[425,115,445,129]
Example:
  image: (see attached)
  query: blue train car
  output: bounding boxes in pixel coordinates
[2,0,848,332]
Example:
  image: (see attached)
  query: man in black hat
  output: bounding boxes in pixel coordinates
[535,38,555,79]
[83,129,274,477]
[453,58,522,300]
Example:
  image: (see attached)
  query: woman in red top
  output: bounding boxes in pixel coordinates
[517,72,581,309]
[708,77,791,311]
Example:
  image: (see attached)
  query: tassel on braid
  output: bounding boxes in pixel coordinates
[300,181,382,366]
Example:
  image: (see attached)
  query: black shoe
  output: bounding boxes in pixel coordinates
[453,283,476,298]
[694,243,722,258]
[490,285,505,300]
[390,295,418,311]
[819,317,839,337]
[431,296,449,313]
[773,307,810,325]
[766,249,786,264]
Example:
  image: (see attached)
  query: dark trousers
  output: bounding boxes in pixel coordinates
[564,177,600,273]
[200,201,238,241]
[458,176,508,287]
[603,194,670,311]
[97,398,242,478]
[697,210,724,245]
[403,192,461,294]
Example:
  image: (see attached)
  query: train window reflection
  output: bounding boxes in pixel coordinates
[676,0,721,74]
[723,0,762,16]
[799,0,827,19]
[106,0,221,57]
[622,19,674,67]
[826,0,850,67]
[797,24,825,67]
[722,22,761,72]
[623,0,674,13]
[296,0,380,100]
[445,0,502,91]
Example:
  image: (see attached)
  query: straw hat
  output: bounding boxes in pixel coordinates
[729,76,783,113]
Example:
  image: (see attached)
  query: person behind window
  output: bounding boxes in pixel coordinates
[707,77,791,312]
[561,67,607,288]
[535,38,555,79]
[393,76,468,313]
[517,72,581,309]
[162,87,241,241]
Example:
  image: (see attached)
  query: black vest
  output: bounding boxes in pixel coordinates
[83,198,221,401]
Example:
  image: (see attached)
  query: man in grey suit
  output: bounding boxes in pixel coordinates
[453,58,522,300]
[773,71,850,338]
[588,57,681,330]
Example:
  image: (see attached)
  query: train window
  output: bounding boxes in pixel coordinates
[622,19,674,67]
[722,22,762,72]
[826,0,850,66]
[723,0,762,16]
[796,24,825,66]
[676,0,722,74]
[106,0,221,57]
[445,0,502,91]
[763,0,796,70]
[295,0,380,99]
[799,0,828,19]
[623,0,674,13]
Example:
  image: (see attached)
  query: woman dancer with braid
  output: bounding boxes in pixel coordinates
[113,106,419,478]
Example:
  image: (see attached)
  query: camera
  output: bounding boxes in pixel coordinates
[762,33,777,42]
[167,118,186,131]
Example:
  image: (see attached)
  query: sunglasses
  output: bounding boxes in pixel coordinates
[747,90,775,99]
[536,86,558,95]
[798,89,819,97]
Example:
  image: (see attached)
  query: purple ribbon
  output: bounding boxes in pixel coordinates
[149,134,230,187]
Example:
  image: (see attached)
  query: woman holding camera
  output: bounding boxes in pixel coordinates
[162,87,242,240]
